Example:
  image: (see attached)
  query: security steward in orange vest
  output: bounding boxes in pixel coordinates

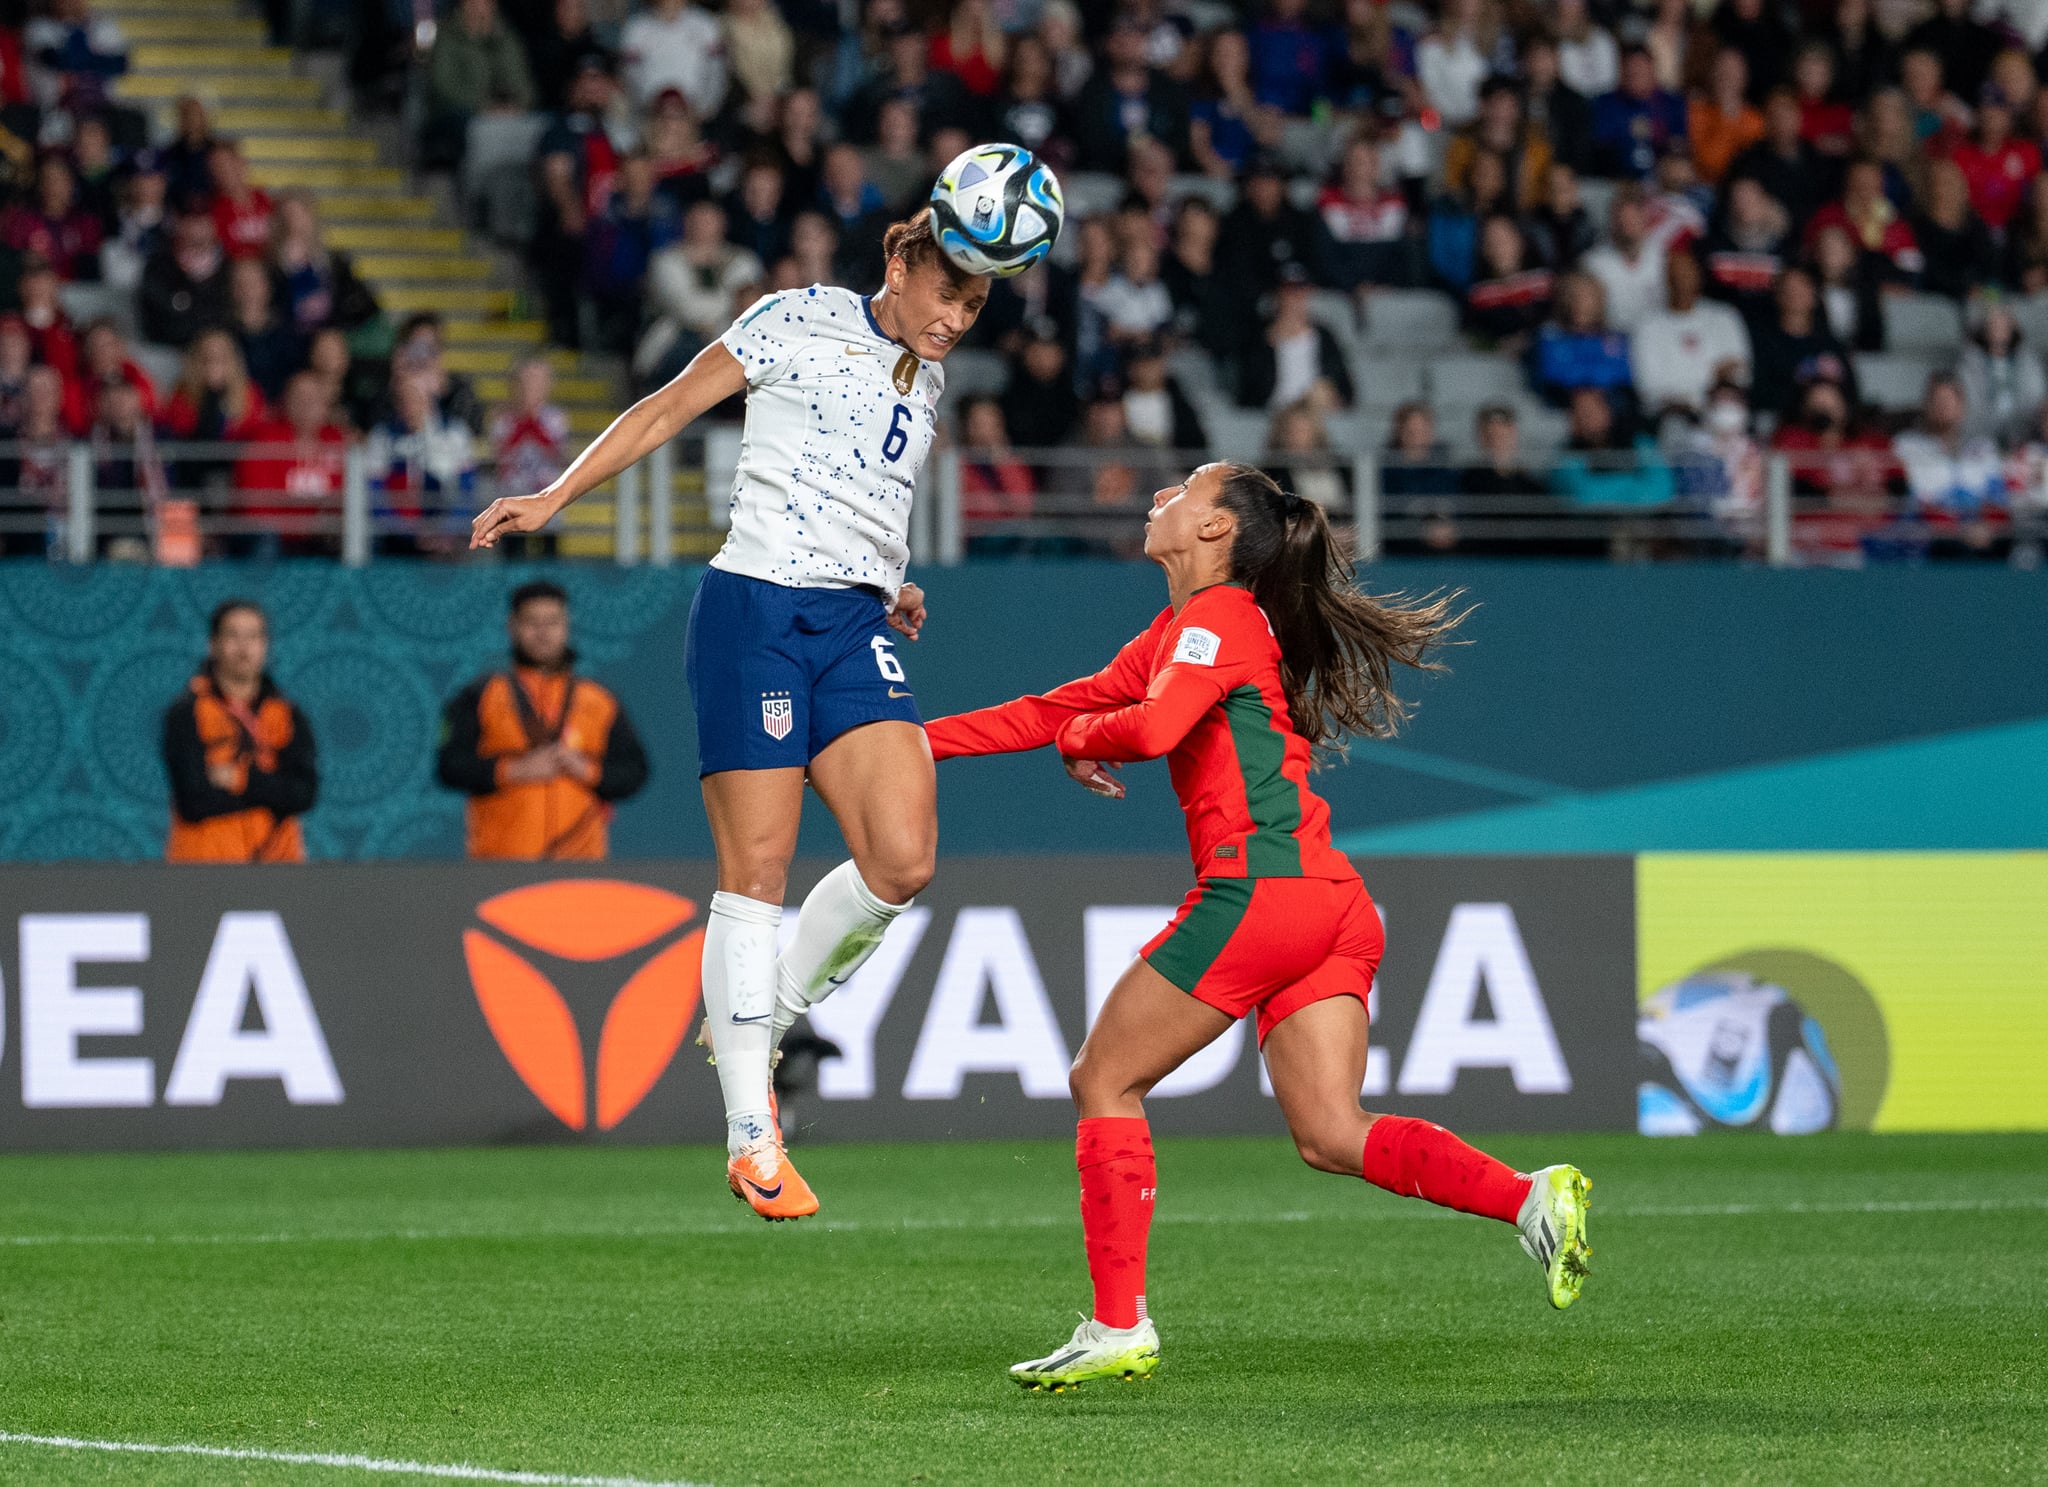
[436,580,649,859]
[163,599,319,863]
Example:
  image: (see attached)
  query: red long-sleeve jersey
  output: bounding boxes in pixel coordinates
[925,583,1357,882]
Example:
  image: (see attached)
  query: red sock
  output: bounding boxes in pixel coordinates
[1360,1115,1532,1223]
[1076,1116,1155,1329]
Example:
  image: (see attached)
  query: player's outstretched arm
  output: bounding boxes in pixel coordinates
[470,343,748,549]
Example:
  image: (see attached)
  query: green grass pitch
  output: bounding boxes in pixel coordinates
[0,1132,2041,1484]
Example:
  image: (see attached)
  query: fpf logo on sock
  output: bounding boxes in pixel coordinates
[462,881,705,1131]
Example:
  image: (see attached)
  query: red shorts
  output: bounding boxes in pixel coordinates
[1141,875,1384,1043]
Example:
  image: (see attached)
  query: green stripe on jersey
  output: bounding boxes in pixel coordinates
[1223,685,1304,876]
[1146,878,1256,993]
[737,295,782,327]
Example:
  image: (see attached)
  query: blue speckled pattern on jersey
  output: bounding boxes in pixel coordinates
[713,284,944,596]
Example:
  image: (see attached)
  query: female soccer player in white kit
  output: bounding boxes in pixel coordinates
[473,213,990,1218]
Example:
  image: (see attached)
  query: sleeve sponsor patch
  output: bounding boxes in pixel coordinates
[1172,627,1221,667]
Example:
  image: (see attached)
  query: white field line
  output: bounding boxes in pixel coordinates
[0,1195,2042,1250]
[0,1431,706,1486]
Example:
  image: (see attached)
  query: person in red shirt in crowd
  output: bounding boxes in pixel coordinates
[1945,84,2042,234]
[929,0,1005,97]
[1803,156,1923,283]
[1313,135,1412,292]
[1770,376,1909,566]
[207,141,273,260]
[0,314,30,428]
[958,395,1035,550]
[1791,43,1854,158]
[232,369,349,552]
[16,262,77,376]
[0,154,105,281]
[0,26,29,105]
[63,318,156,433]
[160,326,268,439]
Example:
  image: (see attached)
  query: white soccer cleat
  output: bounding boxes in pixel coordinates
[1010,1315,1161,1391]
[1517,1163,1593,1310]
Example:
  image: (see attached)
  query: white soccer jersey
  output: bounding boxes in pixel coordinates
[713,285,944,595]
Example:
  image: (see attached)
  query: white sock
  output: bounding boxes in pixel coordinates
[771,860,911,1051]
[702,891,780,1154]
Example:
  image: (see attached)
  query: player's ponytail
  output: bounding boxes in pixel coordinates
[1213,463,1467,757]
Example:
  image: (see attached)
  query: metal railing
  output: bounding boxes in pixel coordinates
[9,440,2043,568]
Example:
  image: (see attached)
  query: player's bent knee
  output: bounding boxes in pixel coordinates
[858,840,934,904]
[1292,1126,1362,1176]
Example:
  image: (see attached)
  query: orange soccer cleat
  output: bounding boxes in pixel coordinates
[727,1137,819,1221]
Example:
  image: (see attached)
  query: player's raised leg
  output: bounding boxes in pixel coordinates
[701,766,817,1220]
[1262,993,1592,1309]
[771,719,935,1052]
[1010,957,1233,1391]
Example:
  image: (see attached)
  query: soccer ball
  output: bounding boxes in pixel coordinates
[929,143,1064,278]
[1637,972,1841,1136]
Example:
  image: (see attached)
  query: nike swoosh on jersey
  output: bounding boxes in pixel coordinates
[844,346,872,356]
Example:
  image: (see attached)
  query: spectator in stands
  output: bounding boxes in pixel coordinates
[26,0,129,114]
[1220,155,1317,308]
[1673,373,1763,536]
[423,0,536,171]
[1552,385,1672,507]
[620,0,726,118]
[1809,223,1887,352]
[1898,49,1963,148]
[306,325,382,432]
[527,0,613,111]
[161,327,268,445]
[1910,159,1996,305]
[818,142,888,285]
[725,0,795,110]
[959,395,1035,552]
[1191,29,1273,180]
[1120,338,1204,452]
[1957,297,2047,447]
[1247,0,1337,118]
[1446,77,1551,213]
[1750,266,1854,418]
[851,21,972,144]
[159,97,217,207]
[1415,0,1503,132]
[439,581,648,860]
[140,208,229,348]
[207,142,272,260]
[0,316,27,432]
[2,364,70,552]
[1771,376,1908,565]
[533,57,627,348]
[1582,183,1667,333]
[1458,402,1560,547]
[725,160,792,270]
[390,312,482,433]
[74,116,120,231]
[1903,0,2000,106]
[1948,84,2041,236]
[1591,45,1685,180]
[2005,174,2048,294]
[1036,0,1092,103]
[1690,47,1762,187]
[101,153,168,292]
[232,370,349,556]
[1267,398,1346,512]
[1381,401,1458,541]
[1729,89,1830,232]
[65,318,154,432]
[996,35,1072,165]
[1097,229,1174,350]
[87,380,168,556]
[1631,247,1751,423]
[228,258,302,402]
[584,150,679,355]
[1238,262,1352,411]
[1001,319,1078,448]
[864,97,926,212]
[1699,175,1789,329]
[1522,34,1593,177]
[1522,161,1597,272]
[780,209,839,289]
[162,600,317,864]
[1863,88,1930,211]
[643,92,718,211]
[0,156,99,283]
[365,371,477,553]
[1894,371,2008,554]
[488,356,568,550]
[17,264,78,376]
[269,192,380,338]
[637,200,763,386]
[1531,270,1632,410]
[1802,160,1917,288]
[1314,134,1414,294]
[1645,147,1709,247]
[1553,0,1616,102]
[1073,15,1189,173]
[1164,197,1234,362]
[1426,146,1507,293]
[0,21,31,111]
[1465,215,1552,349]
[1057,397,1166,554]
[928,0,1004,98]
[1792,43,1854,161]
[1825,0,1893,112]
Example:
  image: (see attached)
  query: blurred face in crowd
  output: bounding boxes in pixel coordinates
[276,193,318,246]
[1479,86,1521,142]
[1777,267,1817,324]
[1981,304,2017,355]
[283,372,331,433]
[78,119,112,172]
[1992,50,2035,113]
[1609,194,1646,250]
[1477,408,1519,463]
[1076,216,1115,276]
[231,258,272,321]
[928,127,971,174]
[1271,405,1319,453]
[1173,199,1217,258]
[963,398,1007,449]
[739,163,783,218]
[25,365,63,432]
[1340,138,1379,198]
[617,153,655,207]
[1814,224,1856,284]
[513,357,552,410]
[1901,50,1942,107]
[1084,398,1128,445]
[1801,379,1848,435]
[1121,235,1160,284]
[555,0,585,32]
[878,250,988,361]
[209,145,248,197]
[1468,150,1508,210]
[1621,51,1656,101]
[1022,334,1064,381]
[510,596,571,670]
[459,0,498,34]
[1765,91,1802,148]
[194,330,239,390]
[1394,405,1434,457]
[877,98,918,156]
[1127,348,1168,391]
[395,373,435,428]
[1129,137,1173,202]
[1523,38,1557,91]
[1924,379,1965,435]
[790,210,836,269]
[783,88,822,145]
[683,200,725,250]
[84,322,124,377]
[569,68,613,115]
[1561,273,1604,332]
[176,96,210,143]
[173,211,218,257]
[1208,29,1249,91]
[1568,387,1613,444]
[1728,176,1773,231]
[308,327,349,378]
[823,143,866,201]
[37,157,76,217]
[1711,48,1747,105]
[1978,95,2013,147]
[1244,168,1284,214]
[1844,161,1884,216]
[1793,48,1832,102]
[1009,34,1052,95]
[0,322,29,378]
[1480,215,1523,276]
[19,266,58,320]
[210,607,269,692]
[1545,162,1580,213]
[128,168,167,216]
[97,381,144,436]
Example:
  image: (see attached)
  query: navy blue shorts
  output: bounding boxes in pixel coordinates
[685,566,922,776]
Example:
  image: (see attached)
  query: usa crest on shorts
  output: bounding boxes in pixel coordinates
[762,692,793,740]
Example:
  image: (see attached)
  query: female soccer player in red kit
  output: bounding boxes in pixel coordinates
[924,463,1592,1390]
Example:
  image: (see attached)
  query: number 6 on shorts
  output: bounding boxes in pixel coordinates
[871,635,906,682]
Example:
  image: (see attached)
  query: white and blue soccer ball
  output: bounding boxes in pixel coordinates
[1637,972,1841,1136]
[929,143,1064,278]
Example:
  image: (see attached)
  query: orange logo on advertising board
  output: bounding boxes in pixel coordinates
[462,880,704,1131]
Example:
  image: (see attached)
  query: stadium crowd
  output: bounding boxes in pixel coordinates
[7,0,2048,561]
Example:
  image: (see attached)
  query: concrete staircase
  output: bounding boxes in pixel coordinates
[109,0,715,559]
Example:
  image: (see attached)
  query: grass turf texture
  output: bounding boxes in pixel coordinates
[0,1133,2041,1484]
